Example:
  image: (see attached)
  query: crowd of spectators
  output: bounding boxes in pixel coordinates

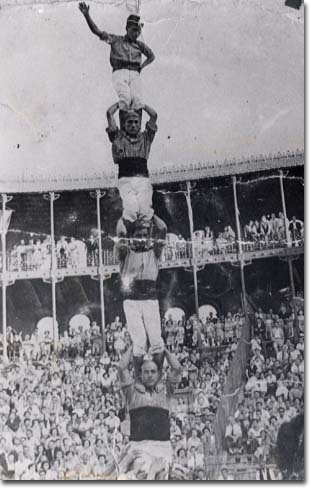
[5,235,110,273]
[0,309,247,480]
[243,213,304,248]
[164,212,303,262]
[223,297,304,480]
[164,226,237,261]
[2,212,303,273]
[0,294,304,480]
[162,310,244,352]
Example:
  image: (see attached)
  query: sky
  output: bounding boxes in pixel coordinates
[0,0,304,183]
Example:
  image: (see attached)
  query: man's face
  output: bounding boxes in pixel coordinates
[141,361,159,388]
[133,228,149,239]
[126,25,141,42]
[124,115,140,136]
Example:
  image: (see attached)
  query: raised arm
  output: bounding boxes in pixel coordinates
[164,348,182,374]
[78,3,109,40]
[164,348,182,398]
[118,345,133,385]
[106,102,119,132]
[143,104,158,125]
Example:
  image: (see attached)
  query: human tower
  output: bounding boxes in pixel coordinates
[79,3,167,375]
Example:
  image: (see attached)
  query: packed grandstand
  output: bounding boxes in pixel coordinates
[0,296,304,480]
[0,155,304,480]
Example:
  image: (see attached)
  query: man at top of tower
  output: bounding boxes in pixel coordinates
[78,3,155,113]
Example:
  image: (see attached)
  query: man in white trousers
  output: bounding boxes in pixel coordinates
[115,216,167,376]
[107,101,159,237]
[78,3,155,120]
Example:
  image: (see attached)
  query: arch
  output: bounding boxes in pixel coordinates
[68,313,90,335]
[36,316,59,340]
[199,304,218,322]
[164,307,186,323]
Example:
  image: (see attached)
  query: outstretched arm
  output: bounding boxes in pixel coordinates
[78,2,109,40]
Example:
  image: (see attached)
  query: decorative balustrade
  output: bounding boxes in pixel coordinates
[0,149,304,193]
[0,237,304,276]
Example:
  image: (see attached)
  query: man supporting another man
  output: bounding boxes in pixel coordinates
[115,217,167,376]
[107,102,159,236]
[118,345,181,480]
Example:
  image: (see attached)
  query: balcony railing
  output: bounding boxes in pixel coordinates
[0,237,304,275]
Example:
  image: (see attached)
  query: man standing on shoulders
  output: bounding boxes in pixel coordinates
[107,102,159,235]
[78,3,155,118]
[115,217,167,376]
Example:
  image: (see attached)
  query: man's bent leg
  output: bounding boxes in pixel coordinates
[141,300,164,355]
[123,300,147,357]
[117,178,140,223]
[129,71,144,111]
[112,70,132,111]
[116,217,137,238]
[135,178,154,222]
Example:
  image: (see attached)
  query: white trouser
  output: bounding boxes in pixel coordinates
[118,441,172,480]
[112,69,143,111]
[123,299,164,356]
[117,177,153,223]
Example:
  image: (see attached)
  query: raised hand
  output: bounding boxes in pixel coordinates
[79,2,90,16]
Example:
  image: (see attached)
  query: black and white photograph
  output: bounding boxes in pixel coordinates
[0,0,304,481]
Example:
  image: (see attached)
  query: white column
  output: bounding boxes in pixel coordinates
[279,172,298,335]
[279,170,291,246]
[96,189,106,353]
[185,181,199,318]
[48,192,60,352]
[1,194,8,363]
[232,177,250,331]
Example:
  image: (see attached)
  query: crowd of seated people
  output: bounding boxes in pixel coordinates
[0,307,250,480]
[3,213,303,273]
[162,311,244,352]
[163,213,304,262]
[223,296,304,480]
[243,213,304,249]
[163,226,237,262]
[5,235,116,273]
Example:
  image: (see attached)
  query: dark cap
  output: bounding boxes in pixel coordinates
[126,15,144,28]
